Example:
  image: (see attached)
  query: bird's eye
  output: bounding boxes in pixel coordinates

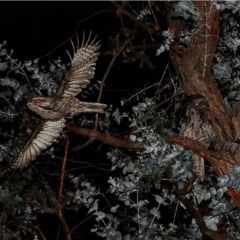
[195,101,199,106]
[35,99,41,103]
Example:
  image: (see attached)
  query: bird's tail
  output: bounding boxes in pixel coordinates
[76,102,107,113]
[193,154,205,181]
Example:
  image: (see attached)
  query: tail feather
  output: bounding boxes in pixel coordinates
[76,101,107,113]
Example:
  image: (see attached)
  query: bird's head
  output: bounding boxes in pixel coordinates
[185,95,209,110]
[27,97,55,110]
[26,97,63,120]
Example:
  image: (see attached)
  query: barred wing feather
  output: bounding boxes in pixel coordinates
[56,34,100,98]
[10,118,66,170]
[2,33,100,175]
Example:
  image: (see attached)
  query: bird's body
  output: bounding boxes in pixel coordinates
[27,96,106,120]
[180,95,214,181]
[2,33,106,173]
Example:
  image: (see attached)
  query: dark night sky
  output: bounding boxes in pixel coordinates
[0,2,165,105]
[0,2,114,58]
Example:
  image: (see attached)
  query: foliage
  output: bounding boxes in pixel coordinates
[0,1,240,240]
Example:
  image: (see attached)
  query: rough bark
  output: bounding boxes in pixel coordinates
[165,1,240,207]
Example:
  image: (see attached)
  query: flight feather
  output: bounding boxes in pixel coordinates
[2,33,106,175]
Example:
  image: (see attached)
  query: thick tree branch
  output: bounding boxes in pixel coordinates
[165,135,220,167]
[165,135,239,175]
[166,135,240,208]
[65,122,144,152]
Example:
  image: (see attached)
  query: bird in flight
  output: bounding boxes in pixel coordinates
[3,33,106,174]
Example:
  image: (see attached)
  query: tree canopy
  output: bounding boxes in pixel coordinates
[0,1,240,240]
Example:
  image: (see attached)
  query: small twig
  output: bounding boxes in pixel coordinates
[110,0,137,22]
[66,165,112,173]
[72,137,94,152]
[59,134,71,198]
[94,42,127,129]
[100,44,156,57]
[22,198,57,215]
[153,59,171,98]
[127,82,163,103]
[96,43,127,102]
[26,9,115,61]
[149,91,184,115]
[2,50,34,94]
[70,204,111,232]
[172,200,179,225]
[110,0,162,42]
[129,90,184,136]
[0,93,16,114]
[70,213,95,232]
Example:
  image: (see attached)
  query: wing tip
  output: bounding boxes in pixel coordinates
[81,30,100,50]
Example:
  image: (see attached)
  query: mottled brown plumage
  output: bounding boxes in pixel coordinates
[27,96,106,120]
[3,33,106,173]
[180,95,214,181]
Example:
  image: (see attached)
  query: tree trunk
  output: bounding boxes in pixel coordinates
[165,1,240,207]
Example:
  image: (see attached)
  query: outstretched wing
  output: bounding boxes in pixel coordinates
[4,118,66,173]
[3,33,100,174]
[55,33,100,98]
